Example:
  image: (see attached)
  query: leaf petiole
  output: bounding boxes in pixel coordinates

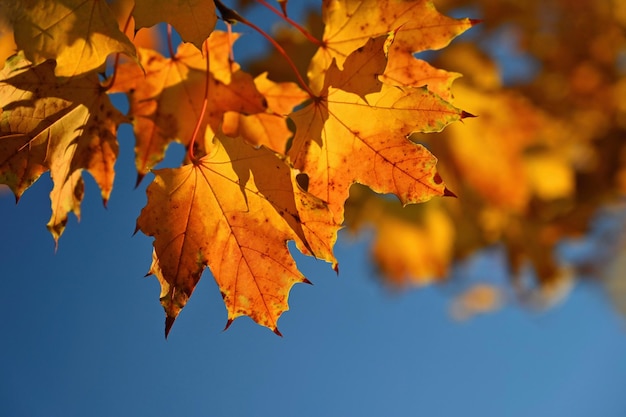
[103,5,135,91]
[255,0,322,47]
[187,40,211,164]
[214,0,316,98]
[166,24,176,59]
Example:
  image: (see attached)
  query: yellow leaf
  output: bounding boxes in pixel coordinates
[205,31,241,84]
[11,0,136,77]
[221,73,308,153]
[308,0,474,92]
[372,204,455,286]
[525,152,575,200]
[47,169,84,241]
[222,112,293,154]
[253,72,308,115]
[133,0,217,50]
[380,54,461,102]
[108,0,164,52]
[442,85,541,212]
[289,39,466,225]
[0,53,125,242]
[138,135,337,335]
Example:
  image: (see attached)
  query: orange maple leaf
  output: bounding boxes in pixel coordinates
[289,36,468,226]
[380,55,461,102]
[0,54,126,242]
[222,72,309,153]
[109,37,267,181]
[138,135,337,336]
[308,0,475,92]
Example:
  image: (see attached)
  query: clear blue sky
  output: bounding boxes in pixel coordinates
[2,2,626,416]
[3,167,626,416]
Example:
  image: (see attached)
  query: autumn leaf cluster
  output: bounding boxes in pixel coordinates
[0,0,475,335]
[342,0,626,317]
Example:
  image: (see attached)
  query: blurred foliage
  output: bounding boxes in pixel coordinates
[245,0,626,316]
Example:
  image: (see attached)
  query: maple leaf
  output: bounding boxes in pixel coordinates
[0,53,125,242]
[9,0,136,77]
[133,0,217,50]
[109,37,267,182]
[253,72,309,116]
[380,54,461,102]
[109,0,165,52]
[289,36,468,226]
[202,31,241,84]
[138,134,337,336]
[222,72,308,153]
[308,0,475,92]
[222,112,293,154]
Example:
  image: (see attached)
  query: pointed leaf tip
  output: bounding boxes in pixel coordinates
[273,327,283,337]
[443,187,457,198]
[223,318,234,332]
[135,172,145,188]
[303,278,313,285]
[461,110,477,119]
[165,315,175,338]
[469,19,483,26]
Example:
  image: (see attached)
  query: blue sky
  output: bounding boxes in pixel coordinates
[2,1,626,416]
[3,158,626,416]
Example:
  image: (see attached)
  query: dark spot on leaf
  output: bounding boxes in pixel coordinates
[296,173,309,191]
